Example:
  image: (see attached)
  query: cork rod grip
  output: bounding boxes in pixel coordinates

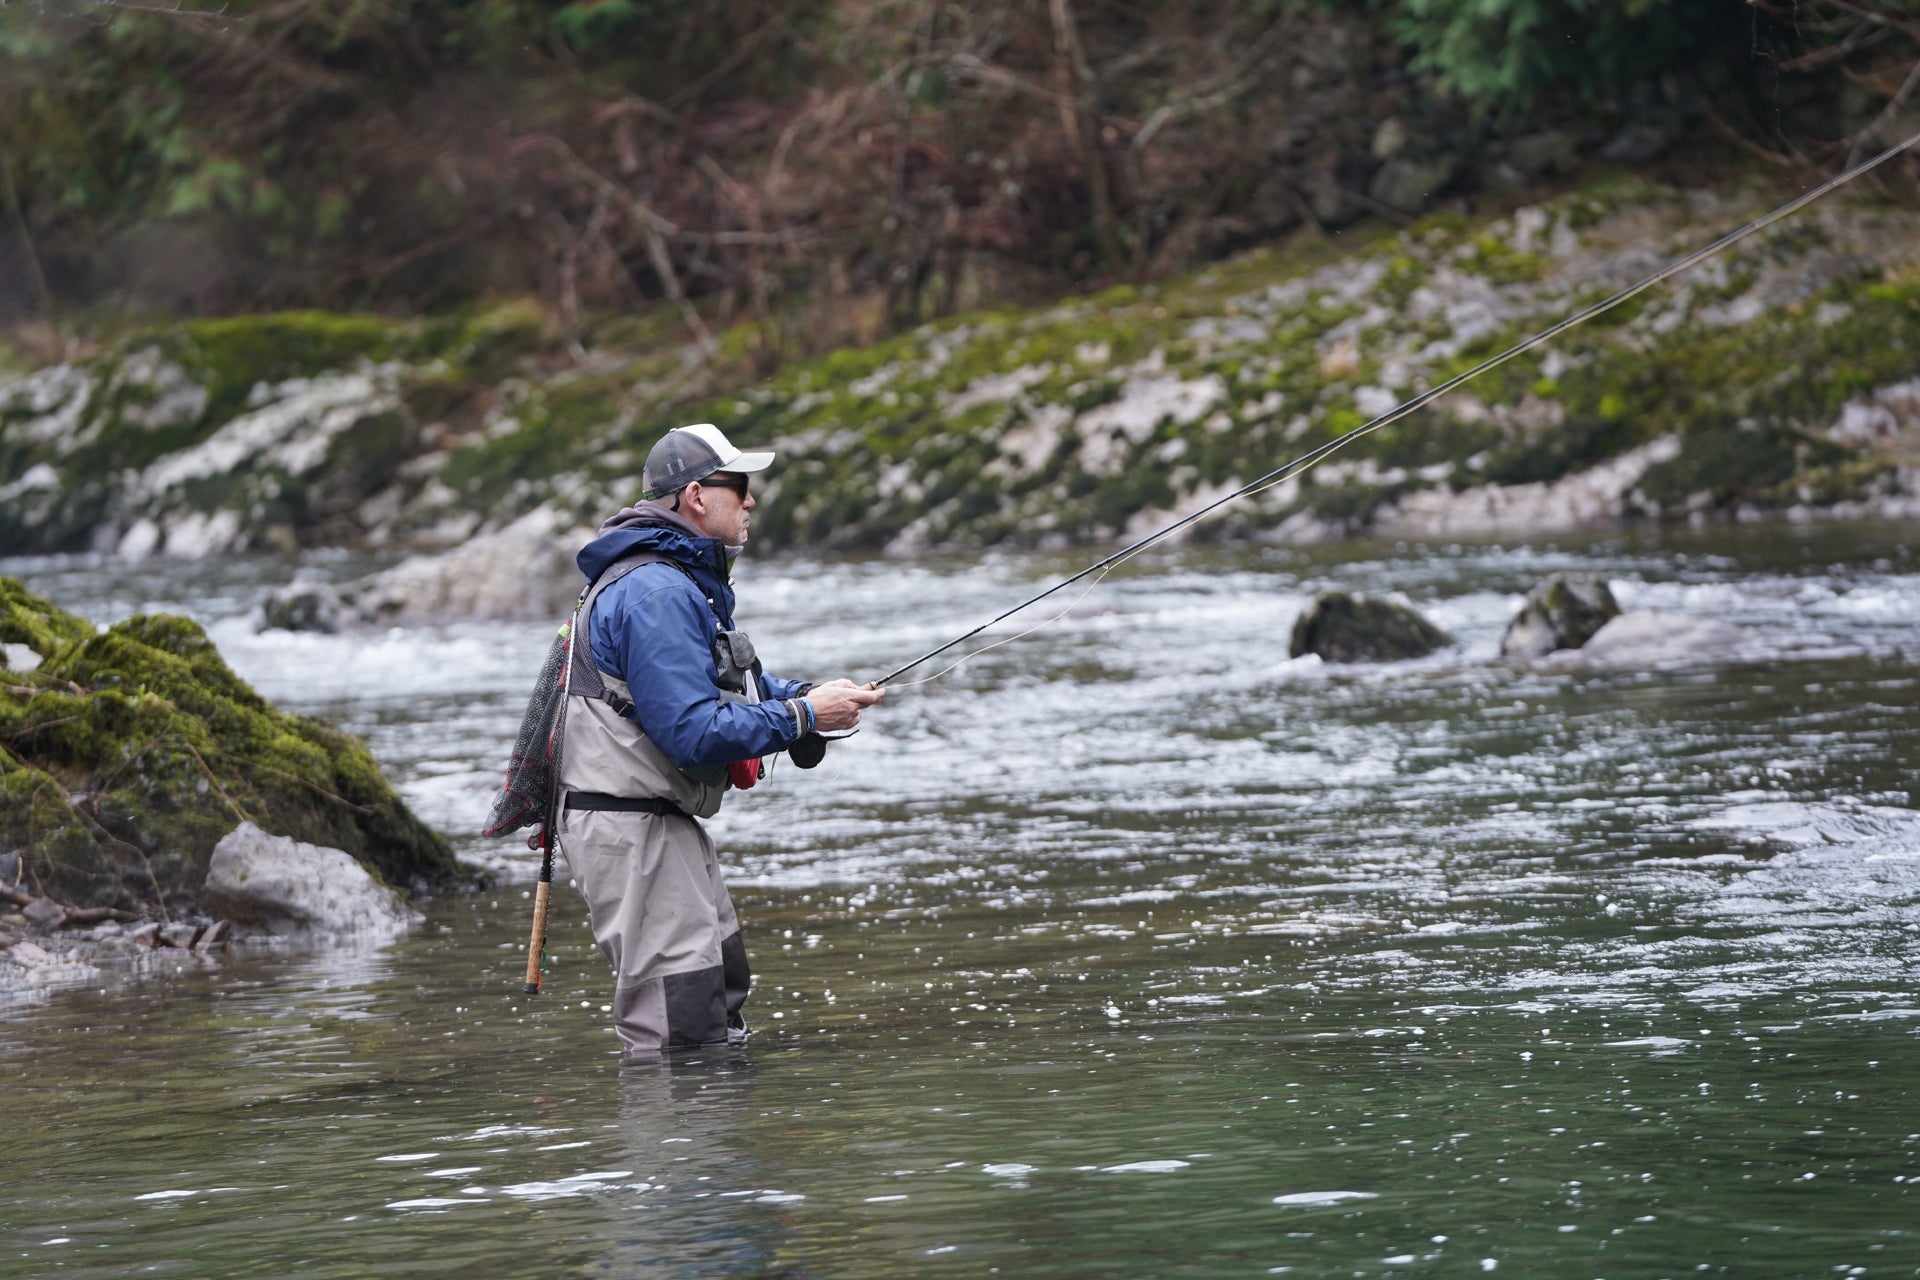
[521,879,552,994]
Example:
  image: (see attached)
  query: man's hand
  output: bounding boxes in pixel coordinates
[806,678,885,732]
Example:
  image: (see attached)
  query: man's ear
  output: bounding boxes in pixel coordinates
[680,480,712,529]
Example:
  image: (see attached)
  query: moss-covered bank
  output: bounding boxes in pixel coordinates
[4,175,1919,559]
[0,578,464,915]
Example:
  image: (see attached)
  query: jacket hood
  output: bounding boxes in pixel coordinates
[576,501,732,594]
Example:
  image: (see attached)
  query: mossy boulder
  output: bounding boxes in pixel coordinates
[1500,572,1621,657]
[0,577,464,916]
[1290,591,1452,663]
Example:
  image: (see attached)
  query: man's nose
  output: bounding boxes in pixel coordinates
[743,492,756,509]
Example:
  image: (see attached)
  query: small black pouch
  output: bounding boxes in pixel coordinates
[711,630,759,694]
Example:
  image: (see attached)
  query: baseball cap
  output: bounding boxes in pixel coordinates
[641,424,775,500]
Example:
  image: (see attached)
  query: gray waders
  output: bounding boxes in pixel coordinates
[559,794,749,1052]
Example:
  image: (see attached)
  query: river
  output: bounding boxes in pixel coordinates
[4,519,1919,1278]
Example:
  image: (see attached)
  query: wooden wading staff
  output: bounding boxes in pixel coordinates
[522,826,555,995]
[521,612,580,996]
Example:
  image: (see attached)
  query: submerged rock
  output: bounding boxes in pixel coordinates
[1290,591,1452,663]
[1500,572,1622,657]
[1571,610,1753,665]
[0,576,467,919]
[205,822,419,938]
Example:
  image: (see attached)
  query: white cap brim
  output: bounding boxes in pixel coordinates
[727,449,776,473]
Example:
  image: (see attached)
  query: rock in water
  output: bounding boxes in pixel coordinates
[1500,572,1621,657]
[1289,591,1452,663]
[258,580,349,634]
[205,823,419,937]
[0,575,464,916]
[1575,611,1753,665]
[256,511,589,631]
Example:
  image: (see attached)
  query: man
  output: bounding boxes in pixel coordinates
[558,422,883,1056]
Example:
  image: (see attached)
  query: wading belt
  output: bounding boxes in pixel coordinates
[564,791,689,818]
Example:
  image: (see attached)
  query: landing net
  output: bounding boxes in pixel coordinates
[482,621,572,841]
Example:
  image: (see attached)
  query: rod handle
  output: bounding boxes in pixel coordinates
[521,878,552,994]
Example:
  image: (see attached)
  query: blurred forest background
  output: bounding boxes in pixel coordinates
[2,0,1918,367]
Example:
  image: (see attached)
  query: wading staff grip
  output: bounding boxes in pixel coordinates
[522,830,555,994]
[521,880,551,994]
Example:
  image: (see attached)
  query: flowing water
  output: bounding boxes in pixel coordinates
[4,520,1920,1279]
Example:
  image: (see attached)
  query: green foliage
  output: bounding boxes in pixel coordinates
[0,578,464,911]
[1378,0,1716,115]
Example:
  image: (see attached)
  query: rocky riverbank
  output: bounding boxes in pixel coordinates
[4,176,1919,576]
[1,577,472,988]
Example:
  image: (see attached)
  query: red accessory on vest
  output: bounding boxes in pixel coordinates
[726,758,763,790]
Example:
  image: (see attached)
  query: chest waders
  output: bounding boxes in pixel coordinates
[501,549,761,996]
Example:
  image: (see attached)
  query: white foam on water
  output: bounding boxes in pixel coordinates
[497,1172,638,1202]
[457,1124,566,1141]
[983,1163,1039,1178]
[1603,1036,1692,1053]
[1102,1160,1191,1174]
[1272,1191,1380,1206]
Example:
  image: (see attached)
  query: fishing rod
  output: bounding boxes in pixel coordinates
[865,128,1920,692]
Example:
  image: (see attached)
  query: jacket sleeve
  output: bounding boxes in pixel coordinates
[759,672,812,701]
[594,574,800,769]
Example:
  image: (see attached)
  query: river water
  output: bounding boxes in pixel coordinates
[4,520,1919,1278]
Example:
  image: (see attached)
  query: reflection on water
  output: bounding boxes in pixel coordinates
[3,520,1919,1277]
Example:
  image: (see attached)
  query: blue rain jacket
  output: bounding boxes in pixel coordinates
[576,504,809,771]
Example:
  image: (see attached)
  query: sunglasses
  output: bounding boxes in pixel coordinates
[699,473,750,497]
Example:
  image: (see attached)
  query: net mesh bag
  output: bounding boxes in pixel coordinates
[482,621,572,840]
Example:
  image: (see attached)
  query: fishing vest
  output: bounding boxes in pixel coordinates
[558,551,766,820]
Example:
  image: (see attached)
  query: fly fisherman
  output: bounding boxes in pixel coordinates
[558,423,884,1056]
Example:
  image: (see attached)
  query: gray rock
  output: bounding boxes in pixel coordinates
[1602,120,1681,164]
[1371,118,1408,161]
[259,581,348,634]
[126,922,161,948]
[1573,610,1753,665]
[1500,572,1622,658]
[1368,155,1460,215]
[1506,130,1581,177]
[261,511,589,632]
[1290,591,1452,663]
[204,821,419,938]
[22,897,66,930]
[351,511,585,625]
[196,919,231,952]
[160,922,202,949]
[6,939,54,968]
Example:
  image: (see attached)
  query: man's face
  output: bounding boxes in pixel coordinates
[687,472,754,545]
